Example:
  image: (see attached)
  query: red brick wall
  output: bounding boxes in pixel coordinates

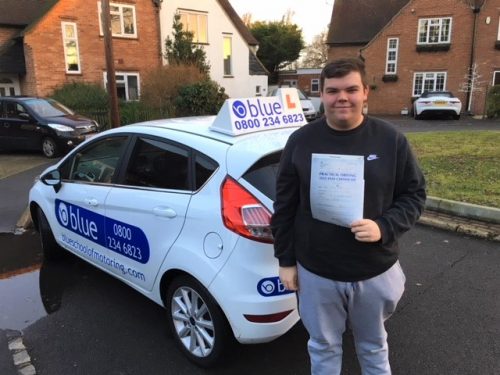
[298,74,321,96]
[22,0,162,97]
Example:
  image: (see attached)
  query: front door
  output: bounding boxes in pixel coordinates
[50,136,129,270]
[104,136,192,291]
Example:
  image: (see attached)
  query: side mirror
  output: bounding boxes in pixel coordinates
[41,169,62,193]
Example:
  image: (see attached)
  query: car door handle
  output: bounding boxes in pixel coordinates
[84,198,99,207]
[153,207,177,218]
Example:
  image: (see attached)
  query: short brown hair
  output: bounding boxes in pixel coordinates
[320,58,367,91]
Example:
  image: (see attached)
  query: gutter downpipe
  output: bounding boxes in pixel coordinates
[466,3,483,114]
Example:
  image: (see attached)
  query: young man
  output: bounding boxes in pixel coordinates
[271,58,426,374]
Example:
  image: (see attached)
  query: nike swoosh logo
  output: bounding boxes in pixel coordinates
[367,154,379,161]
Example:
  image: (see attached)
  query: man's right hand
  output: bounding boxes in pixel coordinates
[279,266,299,291]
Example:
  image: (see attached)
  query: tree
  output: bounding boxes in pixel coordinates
[459,62,487,114]
[250,21,305,83]
[164,14,210,75]
[300,29,329,68]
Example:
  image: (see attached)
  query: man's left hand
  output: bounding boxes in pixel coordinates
[351,219,381,242]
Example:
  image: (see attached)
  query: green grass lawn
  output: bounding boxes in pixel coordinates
[406,131,500,208]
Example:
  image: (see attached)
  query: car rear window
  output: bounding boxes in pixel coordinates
[242,151,282,201]
[423,92,452,98]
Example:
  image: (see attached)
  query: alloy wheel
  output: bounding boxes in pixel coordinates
[170,286,215,358]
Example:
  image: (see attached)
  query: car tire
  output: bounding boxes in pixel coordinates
[42,137,59,158]
[414,112,422,120]
[37,208,65,260]
[165,275,232,368]
[454,114,460,120]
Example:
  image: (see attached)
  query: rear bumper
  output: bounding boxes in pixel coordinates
[415,106,461,116]
[209,238,299,343]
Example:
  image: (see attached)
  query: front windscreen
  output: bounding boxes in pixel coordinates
[25,98,74,117]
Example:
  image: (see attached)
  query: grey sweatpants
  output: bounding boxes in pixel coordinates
[297,261,406,375]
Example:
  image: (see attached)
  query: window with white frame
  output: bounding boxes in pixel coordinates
[178,10,208,43]
[311,79,319,93]
[103,72,139,101]
[493,71,500,86]
[418,17,452,44]
[413,72,446,96]
[61,22,81,73]
[98,2,137,38]
[223,35,232,76]
[0,78,17,96]
[385,38,399,74]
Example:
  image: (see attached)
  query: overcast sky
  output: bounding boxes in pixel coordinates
[228,0,334,43]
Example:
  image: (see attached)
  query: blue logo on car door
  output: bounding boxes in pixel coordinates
[55,199,150,263]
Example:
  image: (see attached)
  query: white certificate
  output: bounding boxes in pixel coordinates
[310,154,365,227]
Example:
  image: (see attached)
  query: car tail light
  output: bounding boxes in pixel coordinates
[221,177,273,243]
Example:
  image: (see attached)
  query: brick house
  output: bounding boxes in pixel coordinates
[277,68,322,98]
[158,0,269,98]
[326,0,500,116]
[0,0,162,100]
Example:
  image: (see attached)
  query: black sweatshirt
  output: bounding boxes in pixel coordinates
[271,116,426,281]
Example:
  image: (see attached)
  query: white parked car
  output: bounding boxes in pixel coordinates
[413,91,462,120]
[29,94,306,367]
[270,88,318,121]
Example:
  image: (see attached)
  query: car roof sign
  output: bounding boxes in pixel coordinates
[210,88,307,136]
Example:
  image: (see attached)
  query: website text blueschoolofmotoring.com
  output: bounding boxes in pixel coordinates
[61,234,146,282]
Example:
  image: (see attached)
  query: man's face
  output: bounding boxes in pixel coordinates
[320,71,369,131]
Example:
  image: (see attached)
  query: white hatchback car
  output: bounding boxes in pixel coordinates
[270,88,318,121]
[29,94,305,367]
[413,91,462,120]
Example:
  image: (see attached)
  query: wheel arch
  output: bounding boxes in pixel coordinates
[159,268,235,335]
[159,268,187,307]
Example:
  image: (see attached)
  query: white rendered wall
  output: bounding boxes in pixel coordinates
[158,0,268,98]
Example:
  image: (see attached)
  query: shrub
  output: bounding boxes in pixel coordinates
[485,85,500,118]
[119,101,171,126]
[140,64,205,113]
[175,80,228,116]
[50,82,108,111]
